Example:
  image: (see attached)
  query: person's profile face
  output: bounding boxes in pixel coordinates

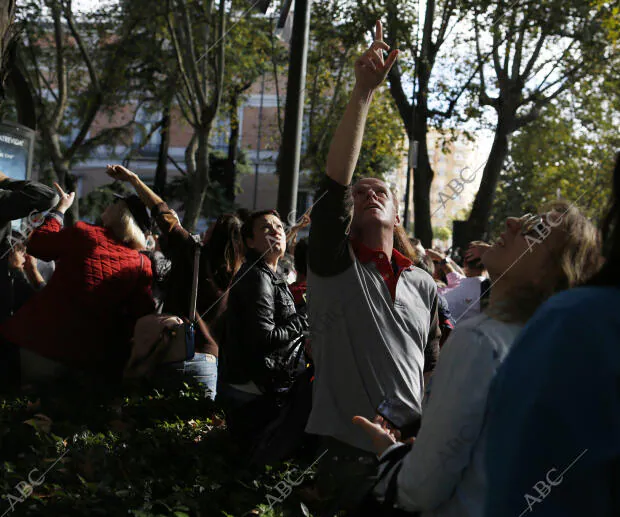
[483,212,561,286]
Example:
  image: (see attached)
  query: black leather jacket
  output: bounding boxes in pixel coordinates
[220,251,308,392]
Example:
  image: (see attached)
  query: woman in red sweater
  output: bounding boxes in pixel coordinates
[0,183,154,386]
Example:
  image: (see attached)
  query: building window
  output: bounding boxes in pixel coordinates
[134,107,161,156]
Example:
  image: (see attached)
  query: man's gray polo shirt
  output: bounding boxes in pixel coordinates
[306,176,440,452]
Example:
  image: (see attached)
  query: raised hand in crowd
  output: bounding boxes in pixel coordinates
[465,241,491,263]
[106,163,138,183]
[52,183,76,214]
[286,211,311,249]
[354,20,399,94]
[24,253,37,273]
[327,20,398,187]
[426,248,464,276]
[106,165,164,211]
[425,248,445,262]
[23,254,45,290]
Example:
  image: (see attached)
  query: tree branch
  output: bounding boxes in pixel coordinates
[502,10,516,75]
[429,21,520,119]
[387,62,413,136]
[175,91,196,127]
[473,10,496,108]
[519,27,547,80]
[79,119,137,159]
[511,19,528,80]
[119,117,164,166]
[49,1,67,131]
[166,2,199,122]
[66,11,142,161]
[435,0,457,50]
[185,131,198,177]
[515,65,587,130]
[61,1,100,93]
[491,0,505,82]
[209,0,226,119]
[177,0,208,109]
[23,25,46,102]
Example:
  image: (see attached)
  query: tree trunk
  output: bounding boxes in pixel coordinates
[0,0,15,105]
[412,135,433,247]
[183,124,211,231]
[223,97,239,202]
[411,61,434,247]
[7,48,36,129]
[154,103,171,195]
[466,121,511,240]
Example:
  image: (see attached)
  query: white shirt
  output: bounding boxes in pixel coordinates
[375,313,523,517]
[439,272,486,324]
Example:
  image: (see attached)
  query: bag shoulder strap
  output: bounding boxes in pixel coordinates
[188,235,201,322]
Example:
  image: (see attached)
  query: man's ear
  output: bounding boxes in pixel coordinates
[394,210,401,226]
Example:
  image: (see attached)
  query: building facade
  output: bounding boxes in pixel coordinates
[69,76,314,230]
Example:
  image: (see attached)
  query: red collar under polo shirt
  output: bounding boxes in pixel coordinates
[350,238,414,302]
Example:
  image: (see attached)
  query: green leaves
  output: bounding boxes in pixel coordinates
[1,377,319,516]
[489,77,618,237]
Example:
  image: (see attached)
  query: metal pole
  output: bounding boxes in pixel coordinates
[276,0,312,221]
[253,69,266,210]
[404,138,417,231]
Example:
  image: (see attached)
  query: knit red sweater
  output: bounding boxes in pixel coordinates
[0,218,154,374]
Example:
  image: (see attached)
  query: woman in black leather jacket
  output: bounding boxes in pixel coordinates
[218,209,308,442]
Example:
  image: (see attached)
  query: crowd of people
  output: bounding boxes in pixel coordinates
[1,20,618,517]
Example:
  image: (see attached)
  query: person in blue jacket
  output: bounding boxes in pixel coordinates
[484,153,620,517]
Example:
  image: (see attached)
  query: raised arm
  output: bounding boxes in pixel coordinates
[27,183,76,262]
[106,165,193,257]
[326,21,398,186]
[106,165,163,210]
[309,21,398,277]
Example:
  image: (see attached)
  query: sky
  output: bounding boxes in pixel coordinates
[73,0,117,12]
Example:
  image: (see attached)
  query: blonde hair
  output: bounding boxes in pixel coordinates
[488,200,602,323]
[104,201,147,250]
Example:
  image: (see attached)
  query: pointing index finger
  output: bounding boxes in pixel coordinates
[375,20,383,42]
[53,182,65,196]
